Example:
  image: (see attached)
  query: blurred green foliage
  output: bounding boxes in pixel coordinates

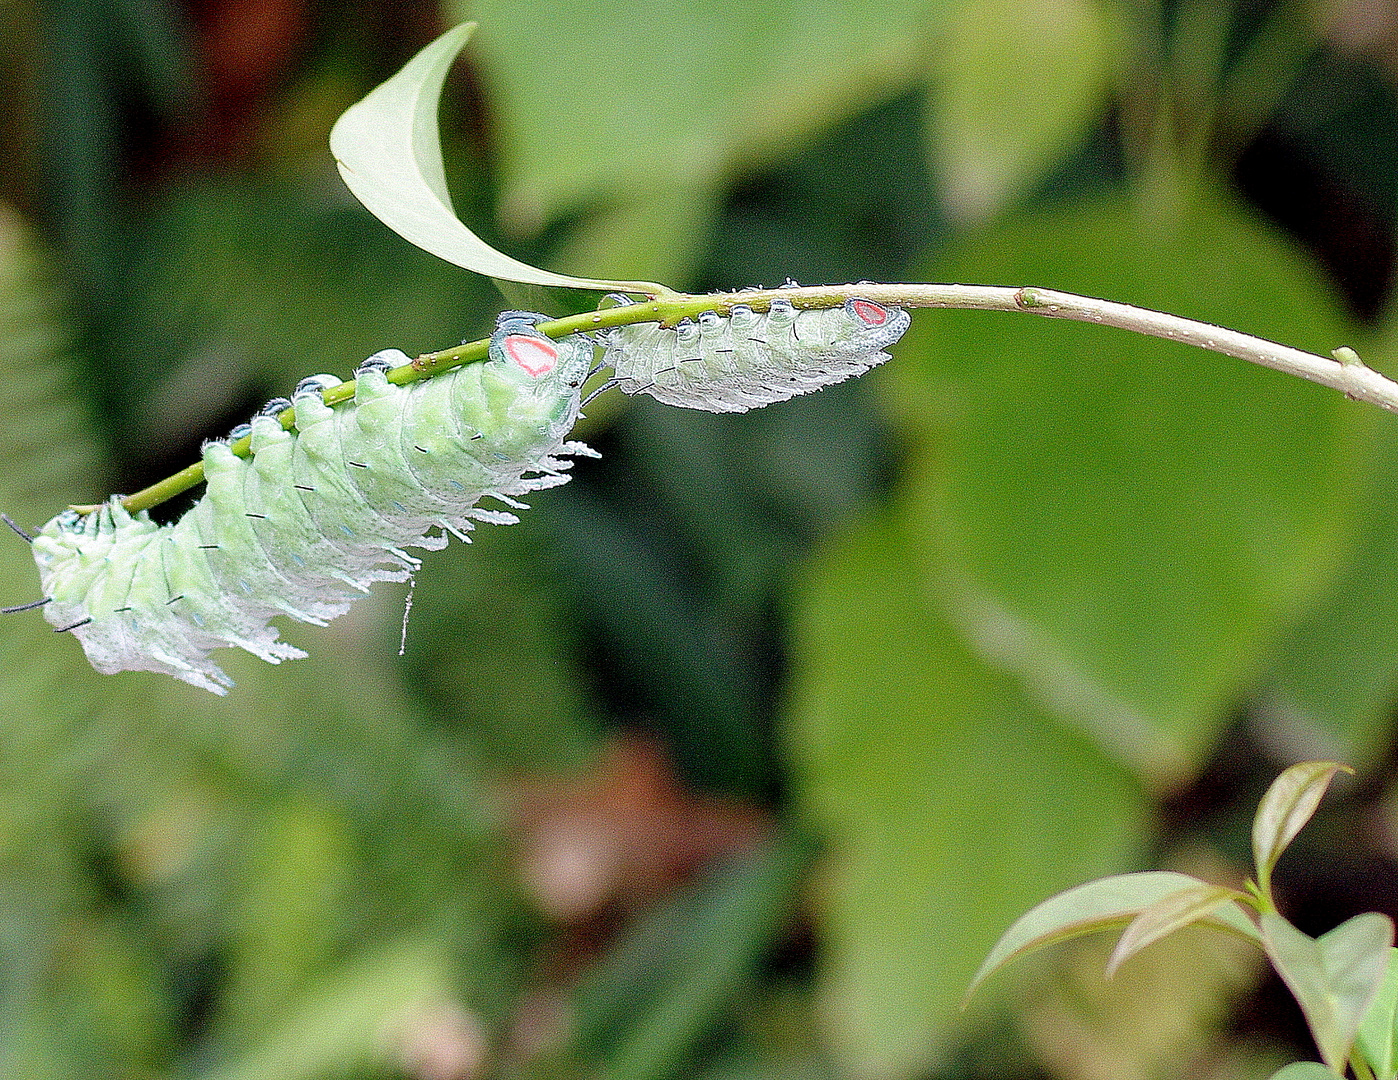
[5,1,1398,1079]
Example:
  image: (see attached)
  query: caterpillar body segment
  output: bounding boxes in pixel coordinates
[32,319,597,694]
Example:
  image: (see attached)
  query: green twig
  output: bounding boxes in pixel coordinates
[97,282,1398,516]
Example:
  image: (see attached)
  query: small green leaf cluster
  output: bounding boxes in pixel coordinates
[970,762,1398,1080]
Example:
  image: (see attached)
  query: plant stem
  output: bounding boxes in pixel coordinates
[855,282,1396,409]
[104,282,1398,515]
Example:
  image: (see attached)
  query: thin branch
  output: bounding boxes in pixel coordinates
[719,282,1398,414]
[104,282,1398,516]
[1012,286,1398,413]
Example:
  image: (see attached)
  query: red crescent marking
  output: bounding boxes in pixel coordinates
[505,335,558,376]
[850,299,888,325]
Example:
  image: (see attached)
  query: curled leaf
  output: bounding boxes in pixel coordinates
[329,23,668,295]
[966,871,1261,1002]
[1105,883,1249,978]
[1253,762,1351,897]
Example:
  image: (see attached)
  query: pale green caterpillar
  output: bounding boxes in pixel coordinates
[16,294,915,693]
[600,295,912,412]
[26,312,596,694]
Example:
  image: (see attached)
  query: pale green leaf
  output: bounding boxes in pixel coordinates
[1265,432,1398,768]
[882,194,1364,785]
[1261,911,1394,1073]
[1105,883,1252,978]
[1276,311,1398,765]
[329,23,665,294]
[970,872,1259,998]
[1253,761,1350,894]
[457,0,936,232]
[1355,948,1398,1080]
[929,0,1123,222]
[786,515,1148,1076]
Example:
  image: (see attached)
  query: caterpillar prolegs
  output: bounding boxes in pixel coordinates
[30,314,596,694]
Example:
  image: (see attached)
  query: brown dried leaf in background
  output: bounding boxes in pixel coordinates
[503,734,772,921]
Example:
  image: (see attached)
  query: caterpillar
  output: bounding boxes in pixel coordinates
[600,295,911,413]
[26,313,596,695]
[18,294,914,692]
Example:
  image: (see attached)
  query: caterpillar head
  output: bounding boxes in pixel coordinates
[488,312,595,392]
[843,297,912,350]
